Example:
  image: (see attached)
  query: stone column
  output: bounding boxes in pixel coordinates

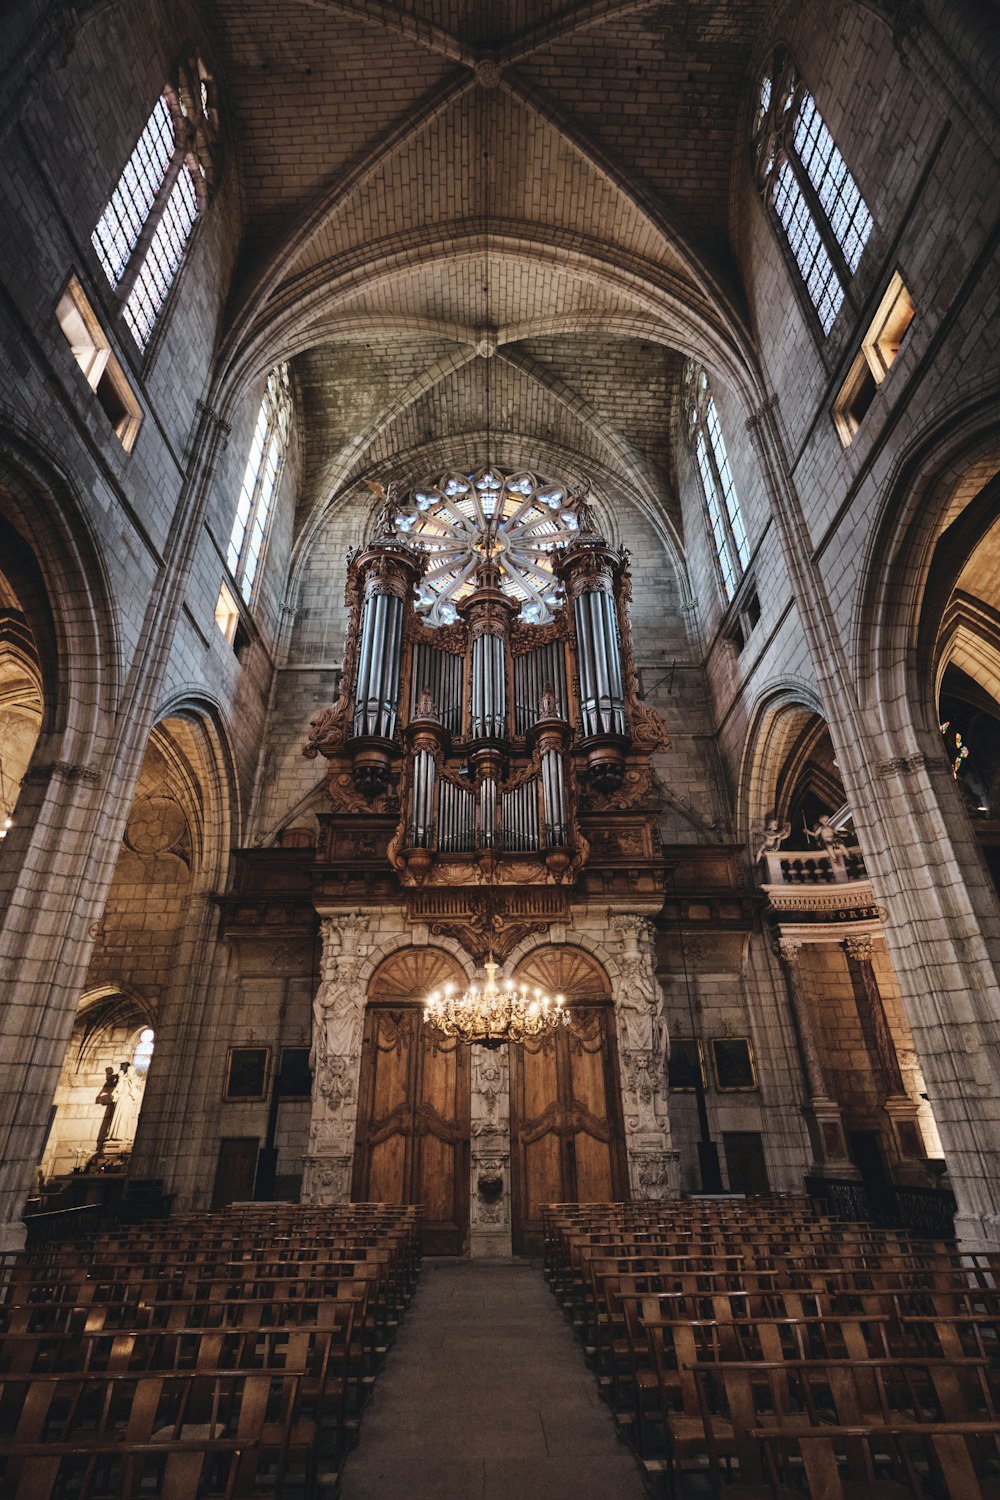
[611,914,679,1199]
[301,912,372,1204]
[469,1043,511,1257]
[776,938,857,1178]
[842,933,928,1178]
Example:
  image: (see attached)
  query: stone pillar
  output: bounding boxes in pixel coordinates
[610,914,679,1199]
[301,912,373,1203]
[842,933,928,1178]
[469,1043,511,1257]
[776,938,857,1178]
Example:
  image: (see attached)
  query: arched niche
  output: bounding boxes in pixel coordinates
[40,988,155,1183]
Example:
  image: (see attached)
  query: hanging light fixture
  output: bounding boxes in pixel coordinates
[423,956,568,1048]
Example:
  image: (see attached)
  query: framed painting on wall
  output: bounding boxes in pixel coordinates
[667,1038,705,1092]
[223,1047,270,1101]
[710,1037,758,1092]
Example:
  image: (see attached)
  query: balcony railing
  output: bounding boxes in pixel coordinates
[760,846,867,885]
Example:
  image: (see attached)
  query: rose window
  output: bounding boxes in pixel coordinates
[393,467,581,626]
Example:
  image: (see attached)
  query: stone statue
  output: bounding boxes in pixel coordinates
[804,814,848,859]
[108,1061,141,1146]
[415,686,438,720]
[755,816,791,863]
[538,682,559,719]
[94,1066,119,1156]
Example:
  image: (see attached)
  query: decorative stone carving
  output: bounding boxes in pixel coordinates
[632,1148,681,1200]
[610,913,674,1193]
[303,912,373,1204]
[470,1042,512,1255]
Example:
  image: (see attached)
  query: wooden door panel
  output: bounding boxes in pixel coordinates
[523,1134,564,1224]
[354,1003,470,1254]
[510,1002,627,1253]
[572,1130,614,1203]
[371,1011,413,1115]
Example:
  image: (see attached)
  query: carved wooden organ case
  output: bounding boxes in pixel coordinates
[303,477,670,906]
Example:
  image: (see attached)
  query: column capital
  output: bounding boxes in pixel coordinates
[843,933,876,962]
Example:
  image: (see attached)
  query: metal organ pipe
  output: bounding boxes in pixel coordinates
[541,749,567,846]
[410,749,436,848]
[574,586,625,738]
[353,588,406,739]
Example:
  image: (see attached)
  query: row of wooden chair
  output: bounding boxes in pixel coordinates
[543,1198,1000,1499]
[0,1202,422,1499]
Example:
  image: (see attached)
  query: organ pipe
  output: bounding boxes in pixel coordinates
[559,533,629,791]
[541,749,567,846]
[410,748,436,848]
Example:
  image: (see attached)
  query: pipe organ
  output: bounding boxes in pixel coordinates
[304,468,669,892]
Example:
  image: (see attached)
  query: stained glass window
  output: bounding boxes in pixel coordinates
[754,52,872,333]
[390,468,582,626]
[228,366,292,604]
[685,364,750,603]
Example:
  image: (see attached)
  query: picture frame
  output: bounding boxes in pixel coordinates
[711,1037,758,1092]
[667,1037,705,1093]
[223,1046,270,1101]
[278,1047,312,1099]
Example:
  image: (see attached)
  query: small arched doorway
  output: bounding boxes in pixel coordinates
[352,947,471,1255]
[509,947,628,1254]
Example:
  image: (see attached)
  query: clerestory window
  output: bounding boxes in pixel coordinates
[684,363,750,604]
[227,366,292,605]
[91,64,216,351]
[753,51,873,335]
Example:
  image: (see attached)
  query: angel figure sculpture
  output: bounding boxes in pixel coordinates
[754,816,791,864]
[804,813,848,859]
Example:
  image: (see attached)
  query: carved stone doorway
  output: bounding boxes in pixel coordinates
[352,949,471,1255]
[508,948,628,1255]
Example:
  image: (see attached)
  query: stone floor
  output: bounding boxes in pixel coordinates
[341,1257,647,1500]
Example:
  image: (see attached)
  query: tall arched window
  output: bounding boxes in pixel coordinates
[684,363,750,603]
[753,51,873,334]
[227,366,293,604]
[91,66,215,351]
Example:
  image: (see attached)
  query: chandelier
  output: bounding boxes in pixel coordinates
[423,958,569,1048]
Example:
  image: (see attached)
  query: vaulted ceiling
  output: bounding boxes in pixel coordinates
[205,0,773,550]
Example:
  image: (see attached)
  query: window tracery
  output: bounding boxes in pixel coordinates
[684,364,749,603]
[754,50,873,334]
[228,365,292,604]
[388,467,582,626]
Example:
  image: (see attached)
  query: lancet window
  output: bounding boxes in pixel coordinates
[227,365,292,604]
[684,363,750,603]
[91,62,216,351]
[754,51,873,334]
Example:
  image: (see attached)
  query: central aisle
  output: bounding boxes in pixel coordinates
[342,1258,646,1500]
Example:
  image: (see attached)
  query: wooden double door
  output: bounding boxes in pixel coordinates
[352,1005,471,1255]
[510,1004,628,1254]
[352,994,626,1256]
